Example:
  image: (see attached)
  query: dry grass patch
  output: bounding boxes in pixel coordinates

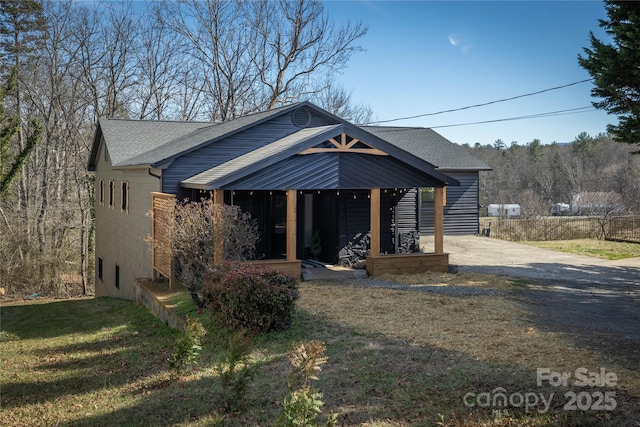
[298,277,640,424]
[377,271,522,290]
[524,239,640,260]
[298,281,594,370]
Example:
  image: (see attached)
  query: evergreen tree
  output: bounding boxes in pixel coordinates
[0,70,40,198]
[579,1,640,146]
[0,0,44,198]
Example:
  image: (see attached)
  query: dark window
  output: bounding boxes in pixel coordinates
[99,180,105,205]
[115,265,120,289]
[121,182,129,213]
[109,181,115,208]
[98,257,103,281]
[421,187,446,206]
[421,187,435,202]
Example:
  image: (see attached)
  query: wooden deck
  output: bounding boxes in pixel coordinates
[366,252,449,276]
[246,254,449,280]
[242,259,302,279]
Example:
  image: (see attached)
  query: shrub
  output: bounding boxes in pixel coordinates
[215,329,255,412]
[275,340,336,427]
[203,263,299,334]
[168,317,206,373]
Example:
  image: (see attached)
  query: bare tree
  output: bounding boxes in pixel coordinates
[158,0,367,120]
[0,0,45,242]
[311,76,373,124]
[135,10,182,120]
[158,0,258,121]
[248,0,367,109]
[74,1,139,119]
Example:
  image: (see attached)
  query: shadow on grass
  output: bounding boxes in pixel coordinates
[480,262,640,372]
[1,297,634,426]
[459,261,640,368]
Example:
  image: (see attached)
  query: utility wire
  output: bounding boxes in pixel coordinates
[429,106,595,129]
[363,79,593,125]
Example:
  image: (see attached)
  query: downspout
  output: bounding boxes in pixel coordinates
[148,168,161,179]
[148,168,161,190]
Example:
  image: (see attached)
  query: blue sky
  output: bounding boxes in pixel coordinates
[323,0,612,146]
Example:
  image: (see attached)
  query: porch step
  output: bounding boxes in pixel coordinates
[301,260,367,281]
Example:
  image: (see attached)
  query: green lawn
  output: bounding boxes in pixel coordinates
[523,238,640,260]
[1,276,638,426]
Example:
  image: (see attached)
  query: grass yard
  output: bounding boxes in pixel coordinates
[523,239,640,260]
[2,273,638,426]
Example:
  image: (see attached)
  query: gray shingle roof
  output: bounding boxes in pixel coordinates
[96,119,213,167]
[361,126,491,171]
[125,104,296,167]
[181,123,458,190]
[89,104,297,169]
[89,102,489,176]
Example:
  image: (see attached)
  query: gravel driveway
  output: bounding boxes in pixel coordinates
[422,235,640,345]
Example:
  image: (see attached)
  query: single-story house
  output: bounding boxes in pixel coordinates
[88,102,489,299]
[571,192,625,216]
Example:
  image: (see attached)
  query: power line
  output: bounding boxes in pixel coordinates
[363,79,594,125]
[429,106,595,129]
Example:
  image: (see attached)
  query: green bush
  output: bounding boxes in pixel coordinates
[168,317,206,373]
[215,330,255,412]
[203,263,299,334]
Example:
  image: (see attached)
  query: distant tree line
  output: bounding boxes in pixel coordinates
[463,133,640,218]
[0,0,369,297]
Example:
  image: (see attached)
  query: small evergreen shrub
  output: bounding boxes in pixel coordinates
[168,317,206,373]
[203,263,299,334]
[215,329,255,412]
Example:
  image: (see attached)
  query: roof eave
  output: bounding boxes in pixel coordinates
[438,166,493,172]
[87,121,104,171]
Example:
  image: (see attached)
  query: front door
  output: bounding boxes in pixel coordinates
[313,191,338,263]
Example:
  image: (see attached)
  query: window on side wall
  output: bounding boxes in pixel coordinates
[109,180,115,208]
[99,180,105,205]
[115,265,120,289]
[121,181,129,213]
[98,257,103,281]
[421,187,435,202]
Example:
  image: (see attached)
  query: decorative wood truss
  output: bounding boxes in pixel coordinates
[299,133,388,156]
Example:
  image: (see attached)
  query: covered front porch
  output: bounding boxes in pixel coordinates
[228,185,450,278]
[151,185,449,282]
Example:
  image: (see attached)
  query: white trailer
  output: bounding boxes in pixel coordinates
[488,203,521,217]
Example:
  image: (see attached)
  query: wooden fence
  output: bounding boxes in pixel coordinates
[480,216,640,243]
[151,192,176,287]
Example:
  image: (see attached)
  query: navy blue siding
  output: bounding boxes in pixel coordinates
[421,171,480,235]
[163,111,338,195]
[221,153,445,190]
